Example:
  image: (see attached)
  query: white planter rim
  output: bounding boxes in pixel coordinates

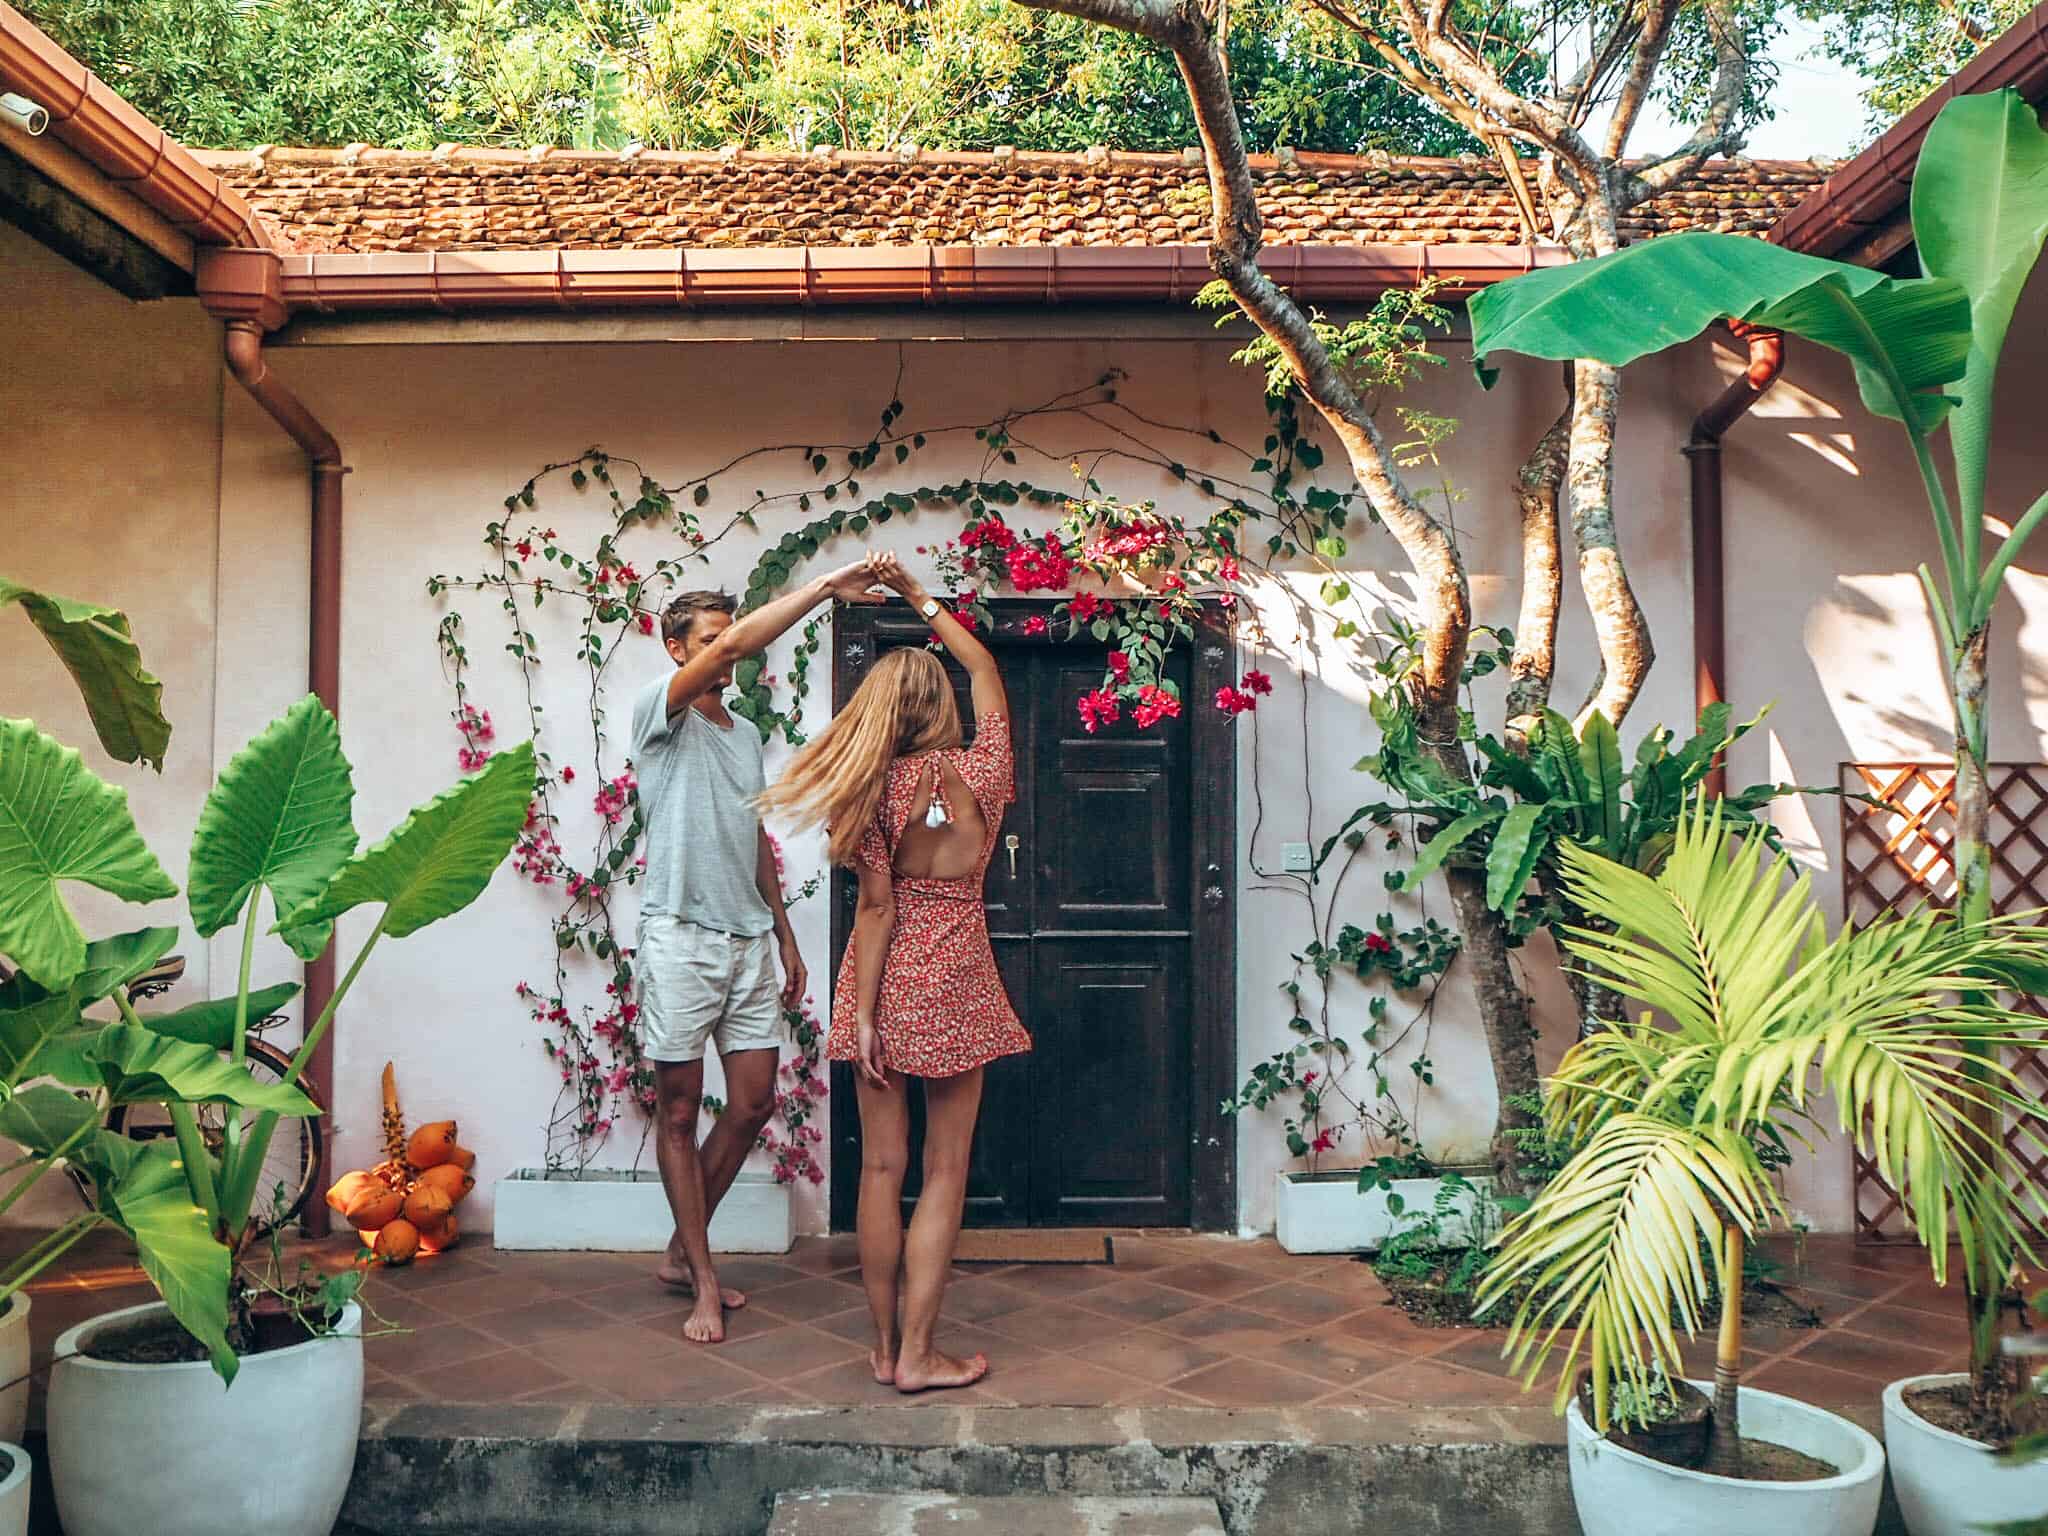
[54,1300,363,1376]
[0,1294,28,1327]
[1884,1372,1997,1453]
[0,1440,25,1502]
[1566,1377,1884,1493]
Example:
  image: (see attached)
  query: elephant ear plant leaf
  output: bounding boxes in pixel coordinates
[1469,86,2048,1429]
[0,718,178,988]
[0,578,171,771]
[1477,801,2047,1473]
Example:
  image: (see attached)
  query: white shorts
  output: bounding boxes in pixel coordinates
[637,917,784,1065]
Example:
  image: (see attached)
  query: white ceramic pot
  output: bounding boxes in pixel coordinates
[1565,1378,1884,1536]
[1883,1372,2048,1536]
[47,1300,363,1536]
[0,1293,29,1445]
[0,1440,29,1536]
[1272,1168,1494,1255]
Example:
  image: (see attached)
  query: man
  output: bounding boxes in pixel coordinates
[632,559,884,1344]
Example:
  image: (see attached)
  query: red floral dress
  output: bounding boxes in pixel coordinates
[828,712,1032,1078]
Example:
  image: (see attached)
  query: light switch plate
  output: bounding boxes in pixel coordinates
[1281,842,1313,873]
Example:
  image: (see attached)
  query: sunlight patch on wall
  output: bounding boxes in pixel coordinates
[1724,342,1860,477]
[1803,573,1953,760]
[1765,729,1828,871]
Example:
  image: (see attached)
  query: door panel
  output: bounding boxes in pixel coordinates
[1030,940,1189,1226]
[829,605,1227,1230]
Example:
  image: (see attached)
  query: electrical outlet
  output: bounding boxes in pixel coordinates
[1281,842,1313,873]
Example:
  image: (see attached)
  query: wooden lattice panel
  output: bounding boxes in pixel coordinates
[1842,762,2048,1243]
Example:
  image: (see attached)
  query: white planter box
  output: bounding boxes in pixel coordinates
[1273,1167,1495,1255]
[493,1168,793,1253]
[1566,1379,1884,1536]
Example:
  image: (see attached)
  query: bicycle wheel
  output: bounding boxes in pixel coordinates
[102,1039,324,1240]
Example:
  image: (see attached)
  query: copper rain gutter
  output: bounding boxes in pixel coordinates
[1684,322,1785,798]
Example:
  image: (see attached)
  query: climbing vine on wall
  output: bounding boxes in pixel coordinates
[425,300,1487,1178]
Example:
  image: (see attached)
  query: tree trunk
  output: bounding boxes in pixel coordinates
[1952,625,2021,1425]
[1704,1224,1746,1477]
[1566,960,1624,1041]
[1568,358,1654,728]
[1506,404,1570,751]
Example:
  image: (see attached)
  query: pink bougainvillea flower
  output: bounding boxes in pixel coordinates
[1216,555,1242,584]
[1022,614,1049,637]
[1070,591,1105,623]
[1132,684,1181,729]
[514,539,534,559]
[1214,686,1257,715]
[953,605,979,631]
[1077,688,1121,734]
[561,765,575,783]
[1107,650,1131,684]
[1363,931,1394,955]
[638,612,655,635]
[1243,669,1273,696]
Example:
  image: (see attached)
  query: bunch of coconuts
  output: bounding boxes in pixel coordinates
[324,1063,477,1265]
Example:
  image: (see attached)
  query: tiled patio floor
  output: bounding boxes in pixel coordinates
[16,1227,1969,1418]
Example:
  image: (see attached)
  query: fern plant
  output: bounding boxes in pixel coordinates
[1477,799,2046,1474]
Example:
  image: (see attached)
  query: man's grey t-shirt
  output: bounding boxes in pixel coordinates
[630,675,773,938]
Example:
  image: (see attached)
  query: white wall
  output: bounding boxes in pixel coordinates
[11,238,2042,1239]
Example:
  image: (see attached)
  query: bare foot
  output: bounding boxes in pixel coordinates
[893,1350,988,1394]
[655,1260,746,1310]
[870,1348,896,1385]
[682,1289,725,1345]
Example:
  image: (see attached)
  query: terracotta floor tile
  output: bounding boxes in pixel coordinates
[1153,1302,1292,1353]
[778,1235,862,1275]
[1245,1329,1410,1388]
[1082,1328,1228,1386]
[1780,1326,1950,1383]
[364,1365,424,1400]
[715,1323,863,1379]
[714,1299,808,1344]
[1171,1356,1331,1408]
[748,1273,869,1321]
[577,1278,711,1325]
[529,1323,751,1402]
[1328,1305,1457,1356]
[1430,1330,1519,1379]
[975,1353,1143,1406]
[1075,1278,1209,1326]
[412,1270,568,1316]
[1744,1354,1889,1407]
[1797,1264,1911,1305]
[1349,1356,1521,1408]
[717,1375,824,1405]
[995,1264,1121,1300]
[813,1306,885,1345]
[366,1318,503,1376]
[932,1277,1035,1323]
[927,1322,1051,1371]
[360,1287,455,1331]
[508,1250,645,1293]
[516,1380,627,1405]
[383,1249,502,1290]
[416,1347,575,1402]
[1149,1260,1280,1303]
[471,1296,615,1348]
[1834,1301,1969,1349]
[792,1357,908,1405]
[1103,1238,1179,1273]
[713,1258,811,1295]
[982,1301,1133,1351]
[1235,1280,1369,1327]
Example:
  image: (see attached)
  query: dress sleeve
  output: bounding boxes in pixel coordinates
[956,711,1014,823]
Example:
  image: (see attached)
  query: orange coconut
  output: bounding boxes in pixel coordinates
[415,1163,475,1207]
[406,1121,458,1170]
[374,1219,420,1265]
[401,1182,453,1231]
[344,1183,404,1231]
[325,1169,375,1215]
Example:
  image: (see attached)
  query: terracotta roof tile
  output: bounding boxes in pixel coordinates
[190,145,1828,256]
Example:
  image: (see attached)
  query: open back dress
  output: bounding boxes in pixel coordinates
[826,712,1032,1079]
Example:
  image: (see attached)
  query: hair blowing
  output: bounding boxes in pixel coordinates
[760,649,963,867]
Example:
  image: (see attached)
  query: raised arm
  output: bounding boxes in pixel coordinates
[867,553,1007,722]
[664,558,888,719]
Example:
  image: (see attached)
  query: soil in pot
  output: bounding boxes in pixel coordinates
[81,1290,330,1365]
[1572,1376,1836,1479]
[1369,1248,1823,1333]
[1903,1380,2048,1447]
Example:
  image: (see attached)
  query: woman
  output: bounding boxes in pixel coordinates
[760,552,1029,1393]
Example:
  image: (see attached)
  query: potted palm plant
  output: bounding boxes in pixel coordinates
[1476,801,2046,1536]
[1465,86,2048,1532]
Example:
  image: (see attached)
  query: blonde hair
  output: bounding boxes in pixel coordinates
[759,649,963,866]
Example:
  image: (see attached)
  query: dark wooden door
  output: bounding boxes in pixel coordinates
[828,601,1236,1230]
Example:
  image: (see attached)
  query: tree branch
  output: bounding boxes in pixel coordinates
[1568,359,1654,726]
[1601,0,1680,159]
[1624,0,1750,202]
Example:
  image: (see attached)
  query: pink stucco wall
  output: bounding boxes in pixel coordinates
[6,217,2044,1238]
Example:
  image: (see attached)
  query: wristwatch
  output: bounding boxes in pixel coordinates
[917,596,941,620]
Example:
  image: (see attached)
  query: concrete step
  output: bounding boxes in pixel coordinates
[769,1491,1228,1536]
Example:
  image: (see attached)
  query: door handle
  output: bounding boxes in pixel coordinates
[1005,834,1020,879]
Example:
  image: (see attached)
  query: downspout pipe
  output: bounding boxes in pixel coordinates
[1683,320,1784,799]
[221,317,345,1239]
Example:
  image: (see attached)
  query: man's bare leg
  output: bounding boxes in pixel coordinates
[854,1067,912,1383]
[652,1059,726,1343]
[894,1068,989,1393]
[657,1047,779,1308]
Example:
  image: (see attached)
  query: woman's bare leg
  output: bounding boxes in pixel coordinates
[894,1067,989,1393]
[854,1067,911,1383]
